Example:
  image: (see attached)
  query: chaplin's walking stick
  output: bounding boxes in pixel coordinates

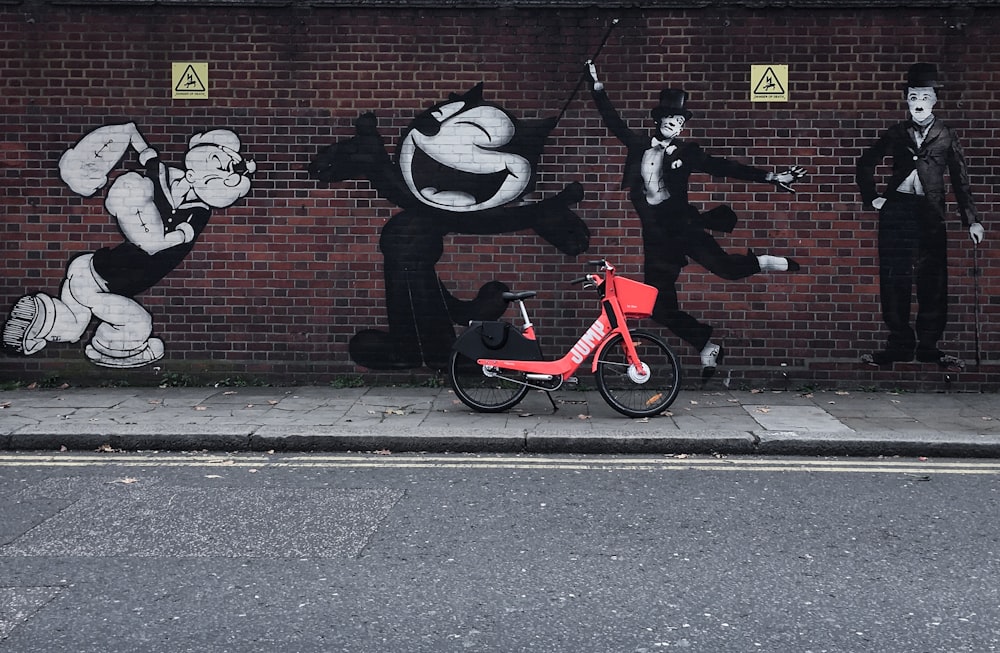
[972,241,982,367]
[556,18,620,123]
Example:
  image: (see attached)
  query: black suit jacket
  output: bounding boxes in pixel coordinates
[856,119,978,226]
[591,88,770,210]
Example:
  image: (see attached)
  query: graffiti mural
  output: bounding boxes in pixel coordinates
[308,83,589,371]
[585,62,807,379]
[856,63,986,369]
[2,123,256,368]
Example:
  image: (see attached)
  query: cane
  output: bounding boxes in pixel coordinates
[556,18,620,123]
[972,240,982,367]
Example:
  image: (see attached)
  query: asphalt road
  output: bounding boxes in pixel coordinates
[2,452,999,652]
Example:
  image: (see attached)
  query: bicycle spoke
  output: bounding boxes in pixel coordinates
[595,330,681,417]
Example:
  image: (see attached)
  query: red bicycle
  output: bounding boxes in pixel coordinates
[448,260,681,418]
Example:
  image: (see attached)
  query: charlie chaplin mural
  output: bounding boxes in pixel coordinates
[2,123,256,368]
[585,62,807,377]
[856,63,985,368]
[308,83,589,370]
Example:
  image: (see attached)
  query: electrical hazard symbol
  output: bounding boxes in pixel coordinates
[172,63,209,100]
[750,65,788,102]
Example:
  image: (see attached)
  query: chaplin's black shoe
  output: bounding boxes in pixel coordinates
[915,347,965,369]
[861,348,914,367]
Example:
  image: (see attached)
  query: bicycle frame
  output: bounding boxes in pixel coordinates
[475,263,649,384]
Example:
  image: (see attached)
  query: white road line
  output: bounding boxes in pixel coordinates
[0,454,998,475]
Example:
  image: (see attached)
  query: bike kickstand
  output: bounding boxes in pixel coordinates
[544,391,559,413]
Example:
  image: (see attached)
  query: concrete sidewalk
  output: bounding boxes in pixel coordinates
[1,385,1000,458]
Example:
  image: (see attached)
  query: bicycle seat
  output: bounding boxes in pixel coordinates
[502,291,536,302]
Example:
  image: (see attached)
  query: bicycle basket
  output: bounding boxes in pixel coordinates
[614,276,659,318]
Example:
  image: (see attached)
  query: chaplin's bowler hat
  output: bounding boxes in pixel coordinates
[906,63,942,89]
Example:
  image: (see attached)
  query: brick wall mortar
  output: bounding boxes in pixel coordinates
[1,5,998,390]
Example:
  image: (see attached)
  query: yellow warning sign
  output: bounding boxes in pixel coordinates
[750,65,788,102]
[172,62,209,100]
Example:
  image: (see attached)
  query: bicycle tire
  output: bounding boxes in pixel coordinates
[595,329,681,418]
[448,349,530,413]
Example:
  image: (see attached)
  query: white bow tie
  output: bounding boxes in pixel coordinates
[651,138,677,154]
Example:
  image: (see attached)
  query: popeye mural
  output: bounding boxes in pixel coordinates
[2,123,256,368]
[309,83,589,370]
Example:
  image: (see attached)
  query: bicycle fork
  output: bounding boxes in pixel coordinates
[596,299,650,383]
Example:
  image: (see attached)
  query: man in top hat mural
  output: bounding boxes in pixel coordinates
[856,63,985,368]
[586,62,806,378]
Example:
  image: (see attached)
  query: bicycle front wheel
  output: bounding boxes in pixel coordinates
[595,329,681,418]
[448,350,530,413]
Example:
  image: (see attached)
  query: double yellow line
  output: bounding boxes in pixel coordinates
[1,453,999,475]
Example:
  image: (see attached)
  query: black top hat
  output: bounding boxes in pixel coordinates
[905,63,942,89]
[651,89,693,121]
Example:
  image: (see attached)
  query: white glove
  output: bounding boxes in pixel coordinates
[970,222,985,244]
[585,60,603,92]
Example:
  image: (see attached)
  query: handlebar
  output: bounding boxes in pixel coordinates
[571,259,615,290]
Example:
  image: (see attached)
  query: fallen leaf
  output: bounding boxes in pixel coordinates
[577,414,591,420]
[110,477,139,485]
[194,406,207,411]
[96,443,115,453]
[268,400,278,406]
[374,449,392,455]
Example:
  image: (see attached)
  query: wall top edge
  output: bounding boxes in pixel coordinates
[27,0,1000,7]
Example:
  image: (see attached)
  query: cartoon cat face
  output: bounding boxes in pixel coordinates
[397,84,555,213]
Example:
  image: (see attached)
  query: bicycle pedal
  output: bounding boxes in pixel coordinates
[565,376,579,385]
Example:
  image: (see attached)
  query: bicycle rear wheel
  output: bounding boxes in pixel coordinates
[595,329,681,418]
[448,350,530,413]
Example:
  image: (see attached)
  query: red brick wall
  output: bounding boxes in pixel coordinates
[1,4,997,390]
